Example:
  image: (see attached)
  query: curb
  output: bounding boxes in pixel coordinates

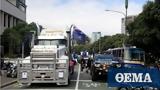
[0,80,17,88]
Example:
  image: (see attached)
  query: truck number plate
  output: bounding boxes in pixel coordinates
[22,72,27,79]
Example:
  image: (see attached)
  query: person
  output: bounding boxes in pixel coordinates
[80,58,85,71]
[86,58,92,73]
[69,59,76,75]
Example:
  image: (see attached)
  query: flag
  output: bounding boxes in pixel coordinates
[72,26,86,43]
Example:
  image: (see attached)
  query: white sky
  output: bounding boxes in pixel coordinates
[26,0,151,37]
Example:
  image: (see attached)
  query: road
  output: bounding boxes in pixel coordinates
[1,64,117,90]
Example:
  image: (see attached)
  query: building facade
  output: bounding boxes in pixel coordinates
[91,32,101,43]
[121,15,137,34]
[0,0,26,35]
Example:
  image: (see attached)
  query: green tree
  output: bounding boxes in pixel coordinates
[74,34,126,54]
[1,22,37,57]
[127,1,160,63]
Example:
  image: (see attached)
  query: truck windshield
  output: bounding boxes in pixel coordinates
[38,39,67,45]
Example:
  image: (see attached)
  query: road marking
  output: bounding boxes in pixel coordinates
[75,64,80,90]
[82,82,101,88]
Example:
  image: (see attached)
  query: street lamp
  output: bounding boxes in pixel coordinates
[105,0,128,47]
[105,9,126,47]
[105,10,125,17]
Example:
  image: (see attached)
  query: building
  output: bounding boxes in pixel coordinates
[91,32,101,43]
[0,0,26,35]
[121,15,137,34]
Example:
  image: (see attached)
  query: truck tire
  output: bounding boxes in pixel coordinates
[68,78,70,86]
[91,71,97,81]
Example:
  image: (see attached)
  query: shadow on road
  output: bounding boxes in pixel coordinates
[93,76,107,83]
[22,83,75,89]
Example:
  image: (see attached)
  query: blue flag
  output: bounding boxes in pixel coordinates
[72,26,86,43]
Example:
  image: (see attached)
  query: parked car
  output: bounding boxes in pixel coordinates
[91,54,119,81]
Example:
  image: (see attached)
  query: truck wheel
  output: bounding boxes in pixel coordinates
[91,71,97,81]
[68,78,70,85]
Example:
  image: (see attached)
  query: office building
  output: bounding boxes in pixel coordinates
[0,0,26,35]
[91,32,101,43]
[121,15,137,34]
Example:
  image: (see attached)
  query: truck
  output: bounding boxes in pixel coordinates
[18,29,71,86]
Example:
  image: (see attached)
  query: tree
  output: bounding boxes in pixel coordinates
[1,22,38,57]
[127,1,160,63]
[74,34,126,54]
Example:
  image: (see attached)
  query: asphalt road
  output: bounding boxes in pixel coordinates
[2,64,117,90]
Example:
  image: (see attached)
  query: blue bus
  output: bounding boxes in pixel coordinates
[105,46,145,65]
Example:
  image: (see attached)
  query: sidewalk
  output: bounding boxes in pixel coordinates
[0,70,17,88]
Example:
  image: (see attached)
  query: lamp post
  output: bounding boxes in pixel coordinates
[125,0,128,35]
[105,10,126,16]
[105,0,128,47]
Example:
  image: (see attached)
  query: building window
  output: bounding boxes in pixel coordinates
[4,13,6,27]
[16,19,19,25]
[16,0,26,12]
[13,18,15,26]
[8,15,11,28]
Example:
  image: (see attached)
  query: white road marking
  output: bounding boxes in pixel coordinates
[75,64,80,90]
[82,82,101,88]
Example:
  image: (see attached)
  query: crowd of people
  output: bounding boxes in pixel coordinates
[69,51,93,74]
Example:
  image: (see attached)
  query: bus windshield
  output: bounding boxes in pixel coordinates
[129,48,145,61]
[38,39,67,46]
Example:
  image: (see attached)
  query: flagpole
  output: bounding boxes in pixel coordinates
[69,24,74,59]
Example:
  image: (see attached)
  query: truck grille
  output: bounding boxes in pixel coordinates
[31,53,56,70]
[32,53,56,58]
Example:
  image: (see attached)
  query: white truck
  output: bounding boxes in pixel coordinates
[18,29,70,86]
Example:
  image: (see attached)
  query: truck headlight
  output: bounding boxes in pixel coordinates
[94,63,101,67]
[58,71,64,78]
[116,64,121,68]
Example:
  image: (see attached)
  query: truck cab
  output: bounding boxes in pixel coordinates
[18,29,70,86]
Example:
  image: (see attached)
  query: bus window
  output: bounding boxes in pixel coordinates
[130,49,144,61]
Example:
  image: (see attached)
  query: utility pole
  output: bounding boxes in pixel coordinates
[22,42,24,58]
[125,0,128,35]
[123,0,128,47]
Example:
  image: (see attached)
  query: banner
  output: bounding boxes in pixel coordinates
[108,66,160,88]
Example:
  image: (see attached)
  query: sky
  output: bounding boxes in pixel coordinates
[26,0,153,37]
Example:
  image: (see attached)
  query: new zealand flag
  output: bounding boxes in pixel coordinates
[72,26,86,43]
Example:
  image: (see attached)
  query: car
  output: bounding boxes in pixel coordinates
[91,54,119,81]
